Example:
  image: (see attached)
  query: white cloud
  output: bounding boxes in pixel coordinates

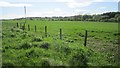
[56,0,91,8]
[1,14,24,19]
[80,10,117,15]
[0,8,76,19]
[0,0,118,8]
[56,0,119,2]
[74,9,86,12]
[0,1,32,7]
[99,7,106,9]
[1,0,119,3]
[73,9,91,15]
[55,0,70,2]
[0,0,118,19]
[54,8,62,12]
[56,0,119,8]
[0,0,57,3]
[67,0,93,8]
[28,8,75,17]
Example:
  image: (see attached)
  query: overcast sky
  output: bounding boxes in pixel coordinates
[0,0,119,19]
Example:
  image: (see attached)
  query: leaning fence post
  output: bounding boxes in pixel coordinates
[35,25,36,32]
[60,28,62,40]
[17,23,19,28]
[28,24,30,31]
[45,26,47,37]
[84,30,88,46]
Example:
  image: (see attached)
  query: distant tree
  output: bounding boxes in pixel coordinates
[115,14,120,22]
[30,18,33,20]
[13,12,120,22]
[82,15,92,21]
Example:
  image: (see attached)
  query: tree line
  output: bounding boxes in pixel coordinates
[15,12,120,22]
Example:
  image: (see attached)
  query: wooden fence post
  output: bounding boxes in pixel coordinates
[35,25,36,32]
[28,24,30,31]
[22,25,24,31]
[22,24,25,31]
[60,28,62,40]
[45,26,47,37]
[20,23,22,29]
[84,30,88,46]
[23,23,25,30]
[17,23,19,28]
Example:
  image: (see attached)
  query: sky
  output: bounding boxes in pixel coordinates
[0,0,119,19]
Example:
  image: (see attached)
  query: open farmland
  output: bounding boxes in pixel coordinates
[2,20,119,66]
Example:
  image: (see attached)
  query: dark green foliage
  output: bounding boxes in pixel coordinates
[78,33,84,37]
[17,12,120,22]
[41,60,50,66]
[15,29,22,32]
[69,49,88,66]
[20,32,29,39]
[2,62,14,67]
[19,42,32,49]
[40,42,50,49]
[10,33,16,37]
[113,33,120,36]
[11,28,14,32]
[66,40,74,43]
[25,49,39,58]
[63,47,72,56]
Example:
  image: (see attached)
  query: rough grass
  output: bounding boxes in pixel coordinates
[2,20,119,66]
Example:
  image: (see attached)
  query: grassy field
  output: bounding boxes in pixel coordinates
[2,20,119,66]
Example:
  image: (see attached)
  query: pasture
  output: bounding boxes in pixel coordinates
[2,20,119,66]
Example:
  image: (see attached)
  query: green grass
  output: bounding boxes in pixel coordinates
[2,20,119,66]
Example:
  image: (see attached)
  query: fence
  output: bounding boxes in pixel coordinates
[16,23,88,46]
